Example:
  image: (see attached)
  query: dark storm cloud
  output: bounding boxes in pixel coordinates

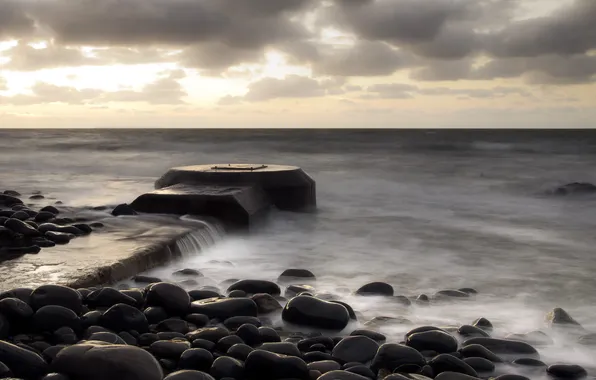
[0,0,35,38]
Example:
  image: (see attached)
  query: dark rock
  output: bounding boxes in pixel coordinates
[407,330,458,354]
[132,275,162,284]
[472,318,493,332]
[0,361,12,378]
[89,332,127,345]
[41,206,60,214]
[139,333,159,346]
[547,364,588,379]
[84,326,111,339]
[146,282,191,316]
[26,220,39,229]
[73,223,93,234]
[42,345,66,363]
[0,288,32,304]
[458,288,478,295]
[552,182,596,196]
[429,355,478,377]
[4,218,41,237]
[119,331,138,345]
[513,358,547,367]
[282,296,350,330]
[87,288,137,308]
[458,325,490,338]
[364,316,411,328]
[33,305,80,332]
[245,349,309,380]
[405,326,448,339]
[304,351,333,363]
[350,329,385,342]
[330,301,357,321]
[228,290,246,298]
[112,203,138,216]
[259,327,282,343]
[145,307,169,324]
[0,245,41,255]
[307,343,328,352]
[309,360,341,374]
[53,326,78,344]
[463,357,495,373]
[345,365,375,379]
[42,373,71,380]
[236,324,261,347]
[165,370,216,380]
[224,316,261,330]
[174,269,203,276]
[11,210,31,221]
[260,342,301,357]
[30,284,82,314]
[0,297,33,329]
[298,337,335,352]
[150,339,191,359]
[186,313,209,328]
[31,237,56,247]
[434,373,480,380]
[494,375,530,380]
[216,335,245,353]
[210,356,244,380]
[52,342,163,380]
[30,194,45,199]
[578,332,596,345]
[0,194,23,206]
[435,290,470,299]
[545,308,583,329]
[251,293,282,314]
[462,338,539,359]
[190,298,257,319]
[157,318,190,334]
[81,311,103,328]
[285,284,316,298]
[90,222,104,228]
[187,327,230,343]
[459,344,502,362]
[192,338,216,351]
[190,290,222,301]
[318,370,370,380]
[179,348,214,371]
[120,289,144,306]
[278,269,316,282]
[38,223,84,236]
[100,303,149,333]
[35,211,56,223]
[158,331,186,340]
[228,280,281,296]
[332,336,379,364]
[0,340,48,378]
[160,358,177,371]
[355,282,393,296]
[227,343,254,361]
[3,190,21,196]
[371,344,426,372]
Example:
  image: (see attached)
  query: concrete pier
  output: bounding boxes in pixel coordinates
[131,164,316,229]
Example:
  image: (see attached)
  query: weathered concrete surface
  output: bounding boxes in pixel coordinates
[130,184,270,231]
[155,164,316,212]
[0,215,207,290]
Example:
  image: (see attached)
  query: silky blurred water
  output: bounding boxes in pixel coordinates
[1,129,596,373]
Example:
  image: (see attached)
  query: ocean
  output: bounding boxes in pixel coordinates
[1,129,596,371]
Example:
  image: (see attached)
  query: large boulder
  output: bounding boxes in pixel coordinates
[370,344,426,372]
[146,283,191,316]
[462,338,539,359]
[52,343,163,380]
[0,340,49,378]
[282,296,350,330]
[190,298,257,320]
[227,280,281,296]
[406,330,459,354]
[30,285,83,314]
[100,303,149,333]
[332,336,379,364]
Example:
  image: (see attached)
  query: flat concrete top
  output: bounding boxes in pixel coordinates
[173,164,300,173]
[153,184,251,196]
[0,215,200,290]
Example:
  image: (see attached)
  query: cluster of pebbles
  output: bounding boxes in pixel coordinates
[0,268,592,380]
[0,190,101,260]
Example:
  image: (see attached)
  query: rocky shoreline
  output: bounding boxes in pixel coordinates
[0,270,592,380]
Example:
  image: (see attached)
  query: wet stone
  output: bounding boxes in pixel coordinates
[547,364,588,379]
[30,284,83,314]
[406,330,459,354]
[191,297,258,320]
[459,344,502,362]
[227,280,281,296]
[223,316,261,330]
[216,335,245,353]
[33,305,81,332]
[101,303,149,333]
[145,307,170,324]
[463,357,495,373]
[0,297,34,321]
[462,338,539,359]
[228,290,246,298]
[150,339,191,359]
[259,327,282,343]
[146,282,191,316]
[245,349,309,380]
[133,275,163,284]
[86,287,137,308]
[179,348,214,371]
[355,282,394,296]
[332,336,379,364]
[304,351,334,363]
[227,343,254,361]
[186,313,209,328]
[434,373,480,380]
[251,293,282,314]
[494,375,530,380]
[278,269,316,282]
[435,290,470,299]
[157,318,191,334]
[88,331,127,345]
[0,340,49,379]
[319,370,371,380]
[235,324,261,347]
[458,325,490,338]
[165,370,216,380]
[286,284,316,298]
[210,356,244,380]
[472,318,493,333]
[308,360,341,374]
[345,365,375,379]
[282,296,350,330]
[187,327,230,343]
[174,269,203,276]
[260,342,302,357]
[52,342,163,380]
[192,339,216,351]
[371,344,426,372]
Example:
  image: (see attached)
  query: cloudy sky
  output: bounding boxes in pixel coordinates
[0,0,594,128]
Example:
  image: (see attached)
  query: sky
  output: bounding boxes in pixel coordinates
[0,0,595,128]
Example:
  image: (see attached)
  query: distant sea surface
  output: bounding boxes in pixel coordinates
[1,129,596,369]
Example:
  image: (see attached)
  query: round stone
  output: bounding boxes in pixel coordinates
[210,356,244,380]
[165,370,216,380]
[278,269,316,282]
[227,280,281,296]
[406,330,459,354]
[547,364,588,379]
[332,336,379,364]
[179,348,214,372]
[371,344,426,372]
[190,298,257,320]
[245,349,309,380]
[355,282,394,296]
[146,283,191,316]
[0,340,49,379]
[30,285,83,314]
[429,354,478,377]
[282,296,350,330]
[33,305,80,332]
[100,303,149,333]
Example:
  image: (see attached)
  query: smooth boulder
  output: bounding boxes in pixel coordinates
[190,298,257,320]
[245,349,309,380]
[0,340,49,378]
[371,344,426,372]
[332,336,379,364]
[407,330,459,354]
[355,282,394,296]
[283,296,350,330]
[227,280,281,296]
[146,282,191,316]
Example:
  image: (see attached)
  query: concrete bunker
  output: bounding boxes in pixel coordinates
[130,164,316,230]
